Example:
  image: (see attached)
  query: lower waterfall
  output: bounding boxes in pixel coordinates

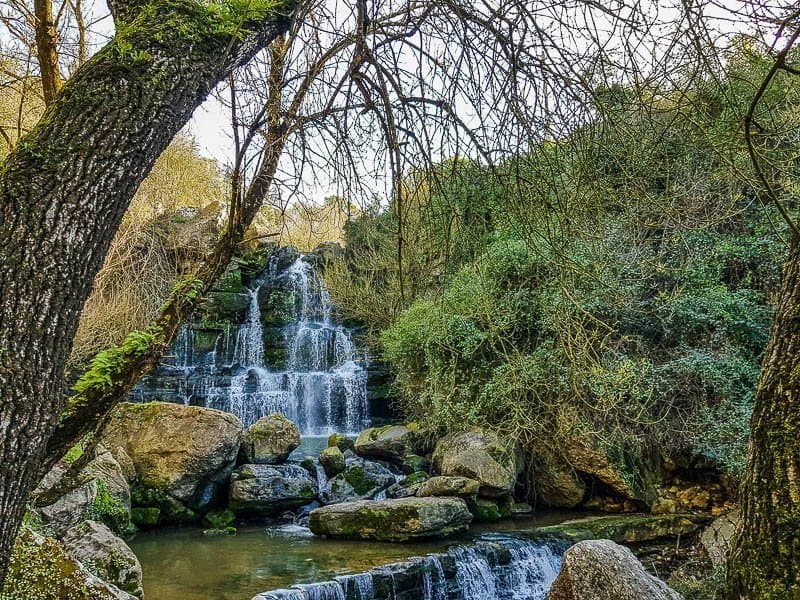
[253,535,565,600]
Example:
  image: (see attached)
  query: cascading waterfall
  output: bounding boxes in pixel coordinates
[135,253,370,434]
[253,536,565,600]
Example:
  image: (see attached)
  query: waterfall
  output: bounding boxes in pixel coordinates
[252,536,565,600]
[134,253,370,434]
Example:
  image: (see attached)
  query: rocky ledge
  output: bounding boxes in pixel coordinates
[309,497,473,541]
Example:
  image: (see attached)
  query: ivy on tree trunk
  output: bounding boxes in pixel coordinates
[0,0,295,585]
[728,234,800,598]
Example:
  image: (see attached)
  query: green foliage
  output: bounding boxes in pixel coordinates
[338,44,795,479]
[88,480,135,537]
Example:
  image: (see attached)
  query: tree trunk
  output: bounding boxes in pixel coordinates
[0,0,294,585]
[34,0,62,104]
[728,233,800,598]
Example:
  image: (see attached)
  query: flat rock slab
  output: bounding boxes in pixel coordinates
[309,497,472,542]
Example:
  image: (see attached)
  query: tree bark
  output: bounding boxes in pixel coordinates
[34,0,62,104]
[728,234,800,598]
[0,0,294,584]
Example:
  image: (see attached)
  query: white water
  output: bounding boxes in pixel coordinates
[151,255,370,434]
[255,537,564,600]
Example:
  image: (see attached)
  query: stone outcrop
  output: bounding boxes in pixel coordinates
[417,476,479,498]
[62,520,143,598]
[700,510,739,567]
[318,457,396,505]
[229,464,316,515]
[238,413,301,465]
[547,540,684,600]
[3,525,136,599]
[432,429,519,498]
[354,424,426,464]
[100,402,242,513]
[309,497,472,541]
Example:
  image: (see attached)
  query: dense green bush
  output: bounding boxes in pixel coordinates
[331,44,794,478]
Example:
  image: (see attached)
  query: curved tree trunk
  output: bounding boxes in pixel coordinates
[0,0,294,584]
[728,234,800,598]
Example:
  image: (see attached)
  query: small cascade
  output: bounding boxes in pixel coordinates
[253,536,565,600]
[133,252,371,434]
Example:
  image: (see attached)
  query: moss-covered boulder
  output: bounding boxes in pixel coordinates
[319,458,396,505]
[547,540,683,600]
[309,497,472,541]
[355,424,426,464]
[130,507,160,528]
[417,476,479,498]
[532,461,587,509]
[38,478,132,538]
[100,402,242,512]
[239,414,300,465]
[432,429,520,498]
[229,464,316,515]
[387,471,429,499]
[319,446,346,478]
[2,525,136,600]
[62,520,143,598]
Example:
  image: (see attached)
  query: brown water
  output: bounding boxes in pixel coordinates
[130,513,579,600]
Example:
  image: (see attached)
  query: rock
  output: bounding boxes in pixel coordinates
[533,462,587,508]
[274,246,301,271]
[401,454,431,475]
[512,502,533,515]
[327,433,355,453]
[304,242,345,268]
[62,520,143,598]
[469,497,503,522]
[700,510,739,567]
[319,446,346,478]
[39,477,131,537]
[239,414,301,465]
[547,539,683,600]
[432,429,519,498]
[229,464,316,515]
[85,446,132,511]
[418,476,479,498]
[100,402,242,511]
[203,509,237,530]
[540,514,708,544]
[4,525,136,600]
[355,424,425,464]
[387,471,429,499]
[309,497,472,541]
[318,458,396,505]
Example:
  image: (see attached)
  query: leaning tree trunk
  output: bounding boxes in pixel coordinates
[0,0,294,584]
[728,234,800,598]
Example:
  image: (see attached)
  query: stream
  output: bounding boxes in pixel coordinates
[130,513,578,600]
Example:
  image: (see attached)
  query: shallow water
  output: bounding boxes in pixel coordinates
[130,514,579,600]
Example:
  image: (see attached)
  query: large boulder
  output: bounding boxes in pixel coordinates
[100,402,242,511]
[85,446,132,511]
[547,540,683,600]
[432,429,519,498]
[62,520,143,598]
[318,457,396,505]
[229,464,316,515]
[354,424,425,464]
[239,414,301,465]
[309,497,472,541]
[39,476,131,538]
[3,525,136,600]
[533,463,587,508]
[418,476,479,498]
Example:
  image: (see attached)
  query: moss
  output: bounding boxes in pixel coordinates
[63,442,84,465]
[203,526,237,536]
[131,482,197,524]
[131,507,161,528]
[343,466,376,495]
[404,471,430,486]
[203,509,236,529]
[88,480,134,537]
[1,526,101,600]
[469,498,502,522]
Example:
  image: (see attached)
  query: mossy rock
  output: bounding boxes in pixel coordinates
[2,526,131,599]
[309,497,473,542]
[239,413,301,465]
[203,509,236,529]
[319,447,346,478]
[468,498,502,522]
[354,424,426,464]
[131,507,160,528]
[327,433,355,452]
[537,514,711,544]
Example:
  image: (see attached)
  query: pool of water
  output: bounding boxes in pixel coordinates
[130,513,581,600]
